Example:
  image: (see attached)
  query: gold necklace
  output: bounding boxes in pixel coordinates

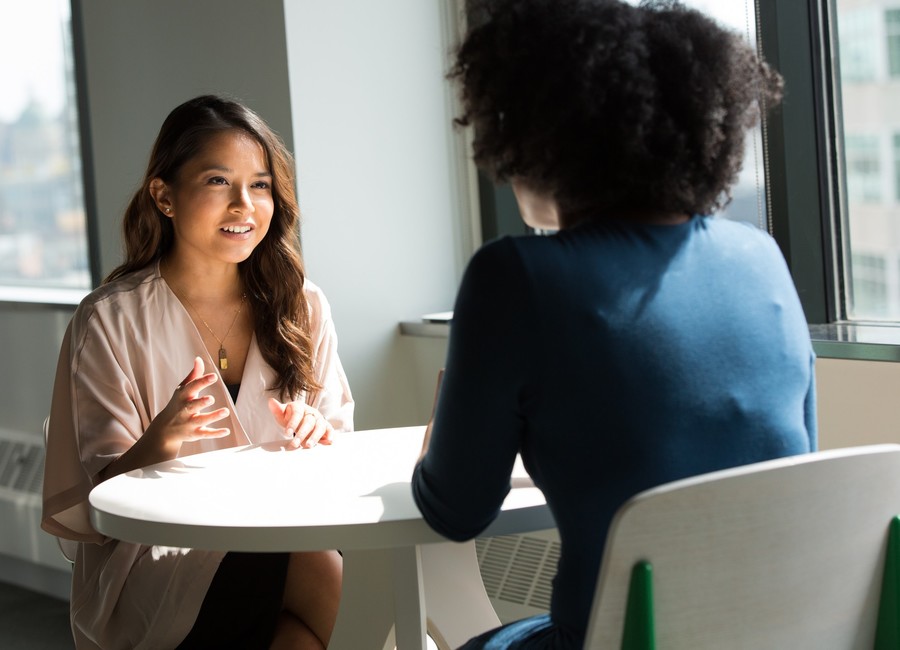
[180,292,247,370]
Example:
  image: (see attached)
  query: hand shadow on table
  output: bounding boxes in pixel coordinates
[133,440,330,479]
[133,461,192,479]
[238,439,316,453]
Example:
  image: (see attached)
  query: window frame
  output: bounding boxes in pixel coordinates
[757,0,842,326]
[760,0,900,361]
[71,0,101,293]
[0,0,100,306]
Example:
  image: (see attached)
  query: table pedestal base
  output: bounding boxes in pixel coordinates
[329,540,502,650]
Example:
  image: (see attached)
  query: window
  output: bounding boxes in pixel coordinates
[839,8,879,82]
[893,133,900,201]
[835,1,900,321]
[844,134,882,203]
[850,253,890,317]
[0,0,91,298]
[678,0,768,230]
[887,8,900,77]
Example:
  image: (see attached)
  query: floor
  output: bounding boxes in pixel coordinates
[0,580,74,649]
[0,579,443,650]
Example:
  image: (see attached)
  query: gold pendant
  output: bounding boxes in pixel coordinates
[219,347,228,370]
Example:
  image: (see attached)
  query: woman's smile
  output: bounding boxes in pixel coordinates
[155,129,274,268]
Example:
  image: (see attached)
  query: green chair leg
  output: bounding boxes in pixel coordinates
[875,516,900,650]
[621,561,655,650]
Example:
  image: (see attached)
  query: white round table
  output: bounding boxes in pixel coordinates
[89,426,553,650]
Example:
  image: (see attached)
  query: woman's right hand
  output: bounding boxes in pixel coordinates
[148,356,232,446]
[98,357,231,481]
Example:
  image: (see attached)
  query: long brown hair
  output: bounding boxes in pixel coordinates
[105,95,320,400]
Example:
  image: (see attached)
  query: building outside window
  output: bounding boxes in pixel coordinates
[0,0,90,296]
[844,134,883,204]
[840,7,880,81]
[850,252,892,317]
[886,7,900,76]
[835,0,900,321]
[893,133,900,202]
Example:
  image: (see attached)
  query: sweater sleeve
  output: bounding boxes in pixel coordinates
[412,238,535,541]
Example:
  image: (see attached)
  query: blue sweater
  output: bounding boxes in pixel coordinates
[412,216,816,649]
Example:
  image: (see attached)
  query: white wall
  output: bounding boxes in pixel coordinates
[76,0,295,275]
[284,0,474,428]
[816,357,900,449]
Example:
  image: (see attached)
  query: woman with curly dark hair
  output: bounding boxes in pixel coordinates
[43,95,353,649]
[412,1,816,648]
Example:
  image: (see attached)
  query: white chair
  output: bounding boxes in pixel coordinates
[584,444,900,649]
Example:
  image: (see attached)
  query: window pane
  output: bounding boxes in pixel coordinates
[887,9,900,76]
[0,0,90,291]
[845,134,882,203]
[835,0,900,321]
[851,253,890,316]
[841,8,880,81]
[669,1,766,228]
[624,0,768,229]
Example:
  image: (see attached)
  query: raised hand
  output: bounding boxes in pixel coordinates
[153,356,232,445]
[99,357,231,481]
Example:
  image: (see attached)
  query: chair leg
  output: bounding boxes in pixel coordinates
[621,561,655,650]
[875,516,900,650]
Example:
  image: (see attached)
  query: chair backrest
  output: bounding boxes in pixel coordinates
[42,416,77,564]
[583,444,900,650]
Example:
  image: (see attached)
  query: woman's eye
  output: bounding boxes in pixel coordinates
[208,176,228,185]
[252,181,271,190]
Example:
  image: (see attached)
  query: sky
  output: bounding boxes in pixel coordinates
[0,0,68,122]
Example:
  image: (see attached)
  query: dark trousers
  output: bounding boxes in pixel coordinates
[176,552,290,650]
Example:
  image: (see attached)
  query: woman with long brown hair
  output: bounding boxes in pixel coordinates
[43,95,353,649]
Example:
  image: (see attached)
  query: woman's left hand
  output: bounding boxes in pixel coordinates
[268,398,334,449]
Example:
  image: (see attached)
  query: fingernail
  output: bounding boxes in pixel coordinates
[286,428,294,437]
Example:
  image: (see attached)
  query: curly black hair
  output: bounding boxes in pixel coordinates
[451,0,784,224]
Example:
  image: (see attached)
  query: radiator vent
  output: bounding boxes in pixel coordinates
[475,533,560,611]
[0,434,44,495]
[0,426,71,575]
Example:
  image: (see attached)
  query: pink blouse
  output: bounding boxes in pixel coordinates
[42,263,354,649]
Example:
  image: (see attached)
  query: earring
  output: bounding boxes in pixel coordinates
[164,207,172,214]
